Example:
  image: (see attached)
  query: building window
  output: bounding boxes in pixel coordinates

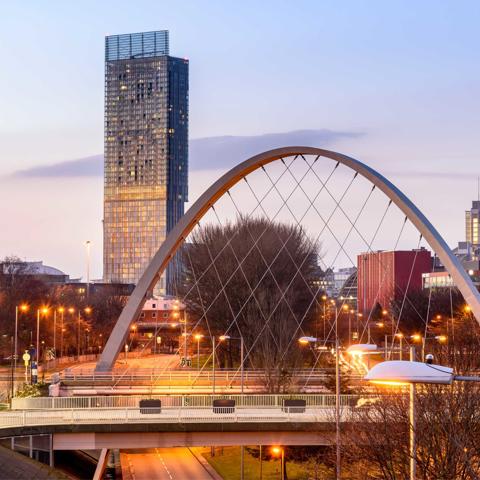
[152,304,156,308]
[140,312,145,318]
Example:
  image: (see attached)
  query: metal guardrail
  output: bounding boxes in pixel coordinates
[0,406,351,430]
[60,368,346,380]
[11,394,377,410]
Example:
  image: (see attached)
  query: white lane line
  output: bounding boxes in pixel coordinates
[127,454,136,480]
[156,448,173,479]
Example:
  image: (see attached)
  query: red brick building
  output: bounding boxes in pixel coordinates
[357,249,433,314]
[130,296,185,352]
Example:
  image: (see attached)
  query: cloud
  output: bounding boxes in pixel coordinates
[384,170,478,180]
[9,129,361,178]
[14,155,103,178]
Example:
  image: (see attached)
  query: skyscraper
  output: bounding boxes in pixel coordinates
[465,200,480,253]
[103,31,188,293]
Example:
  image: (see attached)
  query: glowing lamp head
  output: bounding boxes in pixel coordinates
[411,334,422,342]
[298,336,317,345]
[365,360,454,385]
[382,309,388,316]
[58,307,64,313]
[321,295,327,301]
[84,307,92,314]
[346,344,378,355]
[68,307,75,314]
[219,335,230,341]
[20,304,28,312]
[342,304,349,311]
[194,334,203,341]
[271,446,282,456]
[465,305,472,313]
[41,307,49,315]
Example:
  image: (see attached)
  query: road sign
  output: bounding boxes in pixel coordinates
[31,361,38,384]
[180,357,192,367]
[22,351,30,366]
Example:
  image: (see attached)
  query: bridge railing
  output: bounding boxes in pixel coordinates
[60,368,354,381]
[11,394,378,410]
[0,405,357,429]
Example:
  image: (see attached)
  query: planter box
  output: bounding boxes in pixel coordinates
[282,399,306,413]
[139,399,161,414]
[213,399,235,414]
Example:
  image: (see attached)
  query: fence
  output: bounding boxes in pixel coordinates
[0,405,354,430]
[11,393,377,410]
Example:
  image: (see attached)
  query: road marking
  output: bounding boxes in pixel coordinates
[156,448,173,479]
[126,453,136,480]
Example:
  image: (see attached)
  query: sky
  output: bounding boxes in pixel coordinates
[1,0,479,279]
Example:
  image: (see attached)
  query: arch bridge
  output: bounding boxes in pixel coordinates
[96,147,480,373]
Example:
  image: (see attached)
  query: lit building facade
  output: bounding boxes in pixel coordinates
[130,297,185,353]
[103,31,188,293]
[466,200,480,256]
[357,249,433,314]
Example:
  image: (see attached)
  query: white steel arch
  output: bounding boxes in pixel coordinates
[96,147,480,372]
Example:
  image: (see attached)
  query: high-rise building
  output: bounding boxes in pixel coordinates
[357,249,432,314]
[103,31,188,293]
[465,200,480,253]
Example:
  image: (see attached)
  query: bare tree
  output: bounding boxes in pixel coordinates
[177,216,321,392]
[345,383,480,479]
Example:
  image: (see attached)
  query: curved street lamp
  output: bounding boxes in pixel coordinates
[365,355,480,480]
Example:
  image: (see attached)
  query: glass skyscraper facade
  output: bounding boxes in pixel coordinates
[103,31,188,293]
[466,200,480,253]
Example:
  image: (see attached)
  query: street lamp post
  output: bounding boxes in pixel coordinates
[77,310,81,359]
[321,295,327,339]
[36,307,48,365]
[15,305,28,373]
[271,446,285,480]
[194,334,203,370]
[219,335,245,394]
[212,336,216,395]
[365,350,480,480]
[298,331,340,479]
[53,309,57,361]
[58,307,64,359]
[85,240,92,298]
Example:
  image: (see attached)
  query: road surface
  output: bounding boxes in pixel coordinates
[121,447,215,479]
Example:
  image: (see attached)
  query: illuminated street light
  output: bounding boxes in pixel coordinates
[271,446,285,480]
[36,307,49,365]
[298,336,317,345]
[14,304,29,373]
[365,355,480,480]
[298,334,340,476]
[218,334,245,394]
[194,334,204,370]
[346,344,378,355]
